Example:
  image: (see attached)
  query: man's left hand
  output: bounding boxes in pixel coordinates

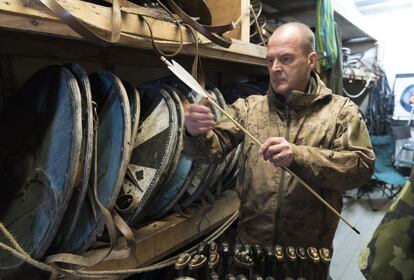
[259,137,293,167]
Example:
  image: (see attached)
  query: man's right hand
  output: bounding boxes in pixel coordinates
[184,103,215,137]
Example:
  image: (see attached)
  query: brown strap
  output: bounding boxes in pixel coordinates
[91,105,118,258]
[186,24,205,89]
[46,104,136,270]
[136,0,184,57]
[113,212,137,258]
[141,17,184,57]
[203,22,236,35]
[165,0,232,48]
[38,0,121,46]
[46,252,98,268]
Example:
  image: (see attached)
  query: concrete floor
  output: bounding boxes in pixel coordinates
[329,187,399,279]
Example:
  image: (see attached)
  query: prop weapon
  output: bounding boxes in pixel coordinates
[161,56,360,235]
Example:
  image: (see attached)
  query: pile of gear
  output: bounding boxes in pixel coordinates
[0,63,267,278]
[173,241,331,280]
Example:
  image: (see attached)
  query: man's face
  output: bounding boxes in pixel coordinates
[266,32,316,96]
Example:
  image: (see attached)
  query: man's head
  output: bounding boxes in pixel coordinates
[266,22,317,96]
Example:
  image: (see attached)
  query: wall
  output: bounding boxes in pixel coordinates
[364,7,414,87]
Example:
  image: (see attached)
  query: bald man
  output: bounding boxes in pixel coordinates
[183,22,375,277]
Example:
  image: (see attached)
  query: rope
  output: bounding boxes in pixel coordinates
[54,210,239,277]
[0,207,238,278]
[140,0,184,58]
[0,225,104,279]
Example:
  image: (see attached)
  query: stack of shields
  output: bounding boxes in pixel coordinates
[0,67,241,277]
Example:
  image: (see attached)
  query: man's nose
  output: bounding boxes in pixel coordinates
[270,59,282,71]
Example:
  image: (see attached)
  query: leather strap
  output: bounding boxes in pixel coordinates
[91,101,137,260]
[38,0,121,46]
[46,103,136,269]
[113,212,137,258]
[165,0,232,48]
[204,22,236,35]
[46,252,96,268]
[91,104,118,259]
[168,0,212,25]
[185,24,205,89]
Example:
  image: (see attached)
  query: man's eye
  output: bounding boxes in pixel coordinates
[266,58,274,65]
[281,56,293,64]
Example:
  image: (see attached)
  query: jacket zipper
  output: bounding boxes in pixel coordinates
[273,109,290,245]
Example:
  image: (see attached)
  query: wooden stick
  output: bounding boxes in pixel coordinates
[206,96,360,235]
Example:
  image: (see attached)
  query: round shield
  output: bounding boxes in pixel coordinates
[50,63,94,252]
[206,85,243,195]
[143,78,199,219]
[0,65,82,277]
[155,85,183,190]
[153,77,219,212]
[116,83,180,226]
[178,90,221,209]
[123,80,141,147]
[59,71,131,253]
[202,85,231,191]
[142,83,191,221]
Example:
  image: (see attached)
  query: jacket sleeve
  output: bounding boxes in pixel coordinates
[182,98,248,163]
[289,100,375,190]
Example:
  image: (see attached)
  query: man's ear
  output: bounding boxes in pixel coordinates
[308,51,317,68]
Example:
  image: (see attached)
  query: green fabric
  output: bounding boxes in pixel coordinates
[327,22,343,95]
[316,0,338,69]
[359,181,414,280]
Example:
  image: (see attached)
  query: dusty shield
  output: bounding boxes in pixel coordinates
[116,83,180,226]
[59,71,131,253]
[0,65,82,277]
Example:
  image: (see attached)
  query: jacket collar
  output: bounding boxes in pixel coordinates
[267,71,332,110]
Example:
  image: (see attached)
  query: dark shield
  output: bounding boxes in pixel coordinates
[116,83,180,226]
[178,89,221,209]
[141,83,189,221]
[122,80,141,147]
[0,65,82,277]
[59,71,131,253]
[206,84,242,195]
[50,63,94,252]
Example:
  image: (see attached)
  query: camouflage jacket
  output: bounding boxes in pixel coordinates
[184,72,375,248]
[359,179,414,280]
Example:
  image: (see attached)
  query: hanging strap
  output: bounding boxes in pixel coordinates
[46,104,136,270]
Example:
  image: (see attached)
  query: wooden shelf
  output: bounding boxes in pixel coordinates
[0,0,267,66]
[81,190,239,272]
[0,2,248,278]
